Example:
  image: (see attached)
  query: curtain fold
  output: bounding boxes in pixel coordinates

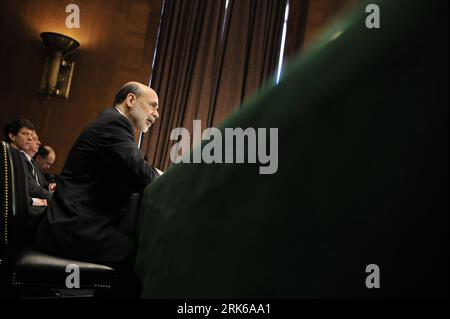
[207,0,288,127]
[141,0,227,169]
[284,0,310,62]
[141,0,306,170]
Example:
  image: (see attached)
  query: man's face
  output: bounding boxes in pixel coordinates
[9,127,33,151]
[129,89,159,133]
[27,131,41,156]
[36,151,55,173]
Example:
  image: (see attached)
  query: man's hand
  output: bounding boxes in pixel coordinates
[48,183,56,192]
[155,168,164,175]
[32,198,48,206]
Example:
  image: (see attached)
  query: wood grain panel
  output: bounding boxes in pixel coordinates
[0,0,162,173]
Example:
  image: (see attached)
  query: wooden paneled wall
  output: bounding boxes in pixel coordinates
[0,0,358,174]
[0,0,163,173]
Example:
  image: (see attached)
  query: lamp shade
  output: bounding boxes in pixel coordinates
[39,32,80,98]
[40,32,80,55]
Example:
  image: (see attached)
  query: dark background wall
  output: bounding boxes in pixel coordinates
[0,0,163,173]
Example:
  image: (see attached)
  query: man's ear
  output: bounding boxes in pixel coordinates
[125,93,137,108]
[8,132,16,142]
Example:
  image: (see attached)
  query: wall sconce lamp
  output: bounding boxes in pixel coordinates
[39,32,80,99]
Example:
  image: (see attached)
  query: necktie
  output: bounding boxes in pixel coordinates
[30,159,40,186]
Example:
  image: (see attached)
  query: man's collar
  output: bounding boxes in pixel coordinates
[115,106,128,119]
[20,150,32,162]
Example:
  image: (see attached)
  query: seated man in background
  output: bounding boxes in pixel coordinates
[3,119,48,208]
[34,82,161,279]
[23,131,55,201]
[34,145,57,186]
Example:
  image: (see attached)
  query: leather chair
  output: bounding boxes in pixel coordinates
[0,141,117,298]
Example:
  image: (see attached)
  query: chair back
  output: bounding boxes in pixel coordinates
[0,141,32,292]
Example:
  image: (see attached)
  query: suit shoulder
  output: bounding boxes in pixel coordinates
[76,108,133,140]
[95,108,133,133]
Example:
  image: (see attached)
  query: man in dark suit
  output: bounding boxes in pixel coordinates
[34,145,57,184]
[34,82,161,268]
[22,131,54,202]
[3,119,49,208]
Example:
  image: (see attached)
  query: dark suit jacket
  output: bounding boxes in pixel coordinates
[21,152,52,201]
[34,108,159,264]
[35,162,50,189]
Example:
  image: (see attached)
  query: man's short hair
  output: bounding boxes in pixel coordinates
[35,145,50,159]
[113,83,141,106]
[3,119,35,143]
